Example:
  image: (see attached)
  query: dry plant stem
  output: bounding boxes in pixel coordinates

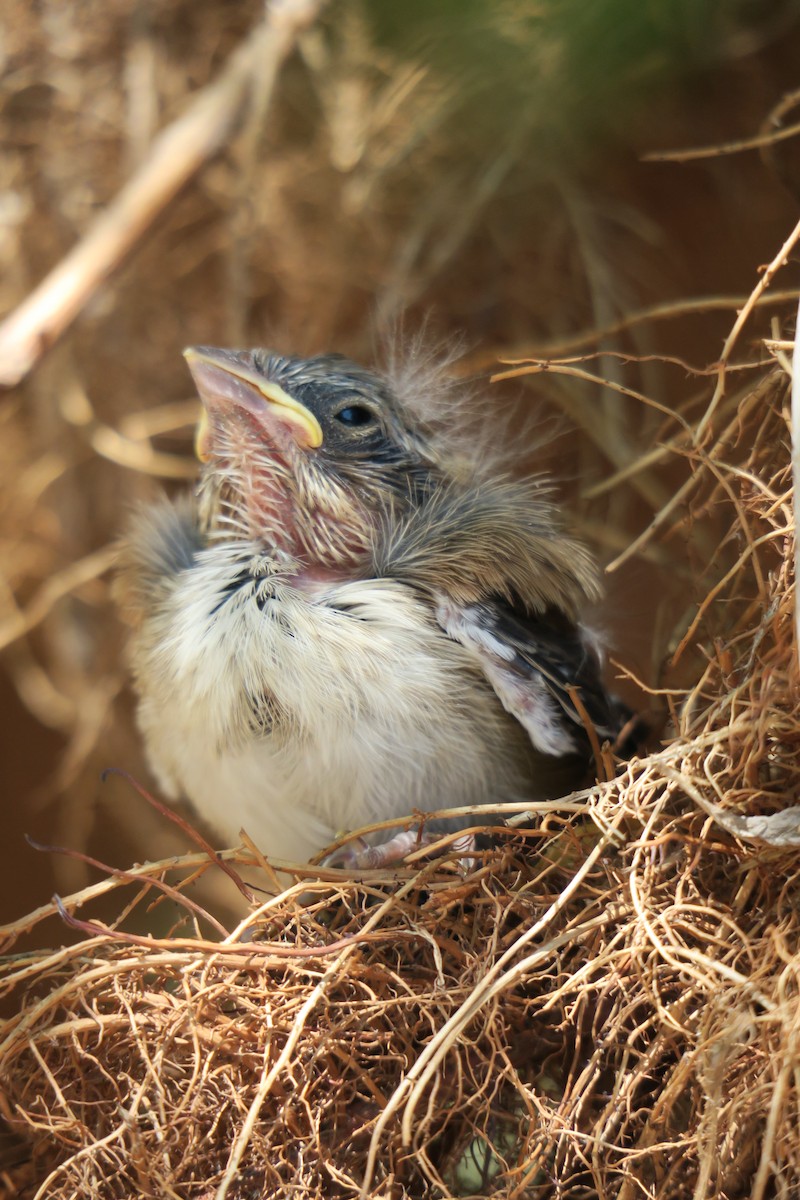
[215,979,334,1200]
[495,362,674,511]
[313,796,593,863]
[377,131,523,324]
[215,867,436,1200]
[117,399,200,440]
[643,116,800,162]
[494,357,692,427]
[463,290,800,368]
[54,900,417,962]
[559,177,641,477]
[103,769,259,903]
[2,907,419,1074]
[584,365,772,504]
[567,685,606,779]
[0,544,117,652]
[32,1125,126,1200]
[0,0,326,389]
[60,363,197,477]
[627,794,774,1011]
[87,425,195,479]
[0,850,256,949]
[26,837,230,938]
[698,214,800,441]
[670,526,782,668]
[793,299,800,671]
[752,1050,793,1200]
[498,346,768,381]
[358,801,627,1198]
[3,948,200,1061]
[606,373,772,572]
[0,799,598,946]
[225,3,290,344]
[662,764,800,849]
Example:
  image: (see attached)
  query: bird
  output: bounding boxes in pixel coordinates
[117,343,634,870]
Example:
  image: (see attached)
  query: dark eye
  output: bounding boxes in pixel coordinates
[334,404,374,427]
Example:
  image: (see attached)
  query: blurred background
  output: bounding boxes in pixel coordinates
[2,0,800,931]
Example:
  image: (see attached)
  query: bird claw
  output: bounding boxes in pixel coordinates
[323,829,477,871]
[321,836,372,870]
[322,830,425,870]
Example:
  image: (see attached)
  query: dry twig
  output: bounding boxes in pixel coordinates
[0,0,326,390]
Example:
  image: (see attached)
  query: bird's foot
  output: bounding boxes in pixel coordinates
[323,829,476,871]
[323,830,425,870]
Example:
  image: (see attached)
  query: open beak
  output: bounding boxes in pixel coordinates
[184,346,324,462]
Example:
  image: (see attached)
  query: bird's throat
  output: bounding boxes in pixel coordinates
[201,460,374,576]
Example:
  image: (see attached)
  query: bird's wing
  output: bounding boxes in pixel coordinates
[435,595,629,758]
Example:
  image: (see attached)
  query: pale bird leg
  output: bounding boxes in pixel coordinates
[324,829,476,870]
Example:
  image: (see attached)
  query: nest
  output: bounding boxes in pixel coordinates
[3,4,800,1197]
[1,317,798,1196]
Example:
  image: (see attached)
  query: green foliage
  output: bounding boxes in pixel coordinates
[360,0,796,156]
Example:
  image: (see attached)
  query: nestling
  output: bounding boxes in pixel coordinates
[118,345,631,868]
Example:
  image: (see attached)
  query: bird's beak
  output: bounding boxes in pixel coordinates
[183,346,324,462]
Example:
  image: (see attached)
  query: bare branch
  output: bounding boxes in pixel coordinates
[0,0,326,390]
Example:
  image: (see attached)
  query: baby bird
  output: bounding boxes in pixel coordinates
[118,346,630,868]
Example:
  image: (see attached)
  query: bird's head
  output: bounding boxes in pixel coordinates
[185,346,441,568]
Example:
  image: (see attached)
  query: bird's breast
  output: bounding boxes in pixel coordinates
[131,540,531,855]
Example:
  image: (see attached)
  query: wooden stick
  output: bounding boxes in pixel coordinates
[0,0,325,390]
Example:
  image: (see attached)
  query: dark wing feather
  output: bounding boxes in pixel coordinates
[436,596,630,758]
[370,477,637,758]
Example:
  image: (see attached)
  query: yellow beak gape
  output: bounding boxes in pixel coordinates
[185,347,324,456]
[258,379,324,450]
[195,409,212,463]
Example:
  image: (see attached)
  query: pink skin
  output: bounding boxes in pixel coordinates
[191,357,373,577]
[325,830,477,871]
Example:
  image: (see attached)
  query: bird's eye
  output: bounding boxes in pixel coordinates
[334,404,374,427]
